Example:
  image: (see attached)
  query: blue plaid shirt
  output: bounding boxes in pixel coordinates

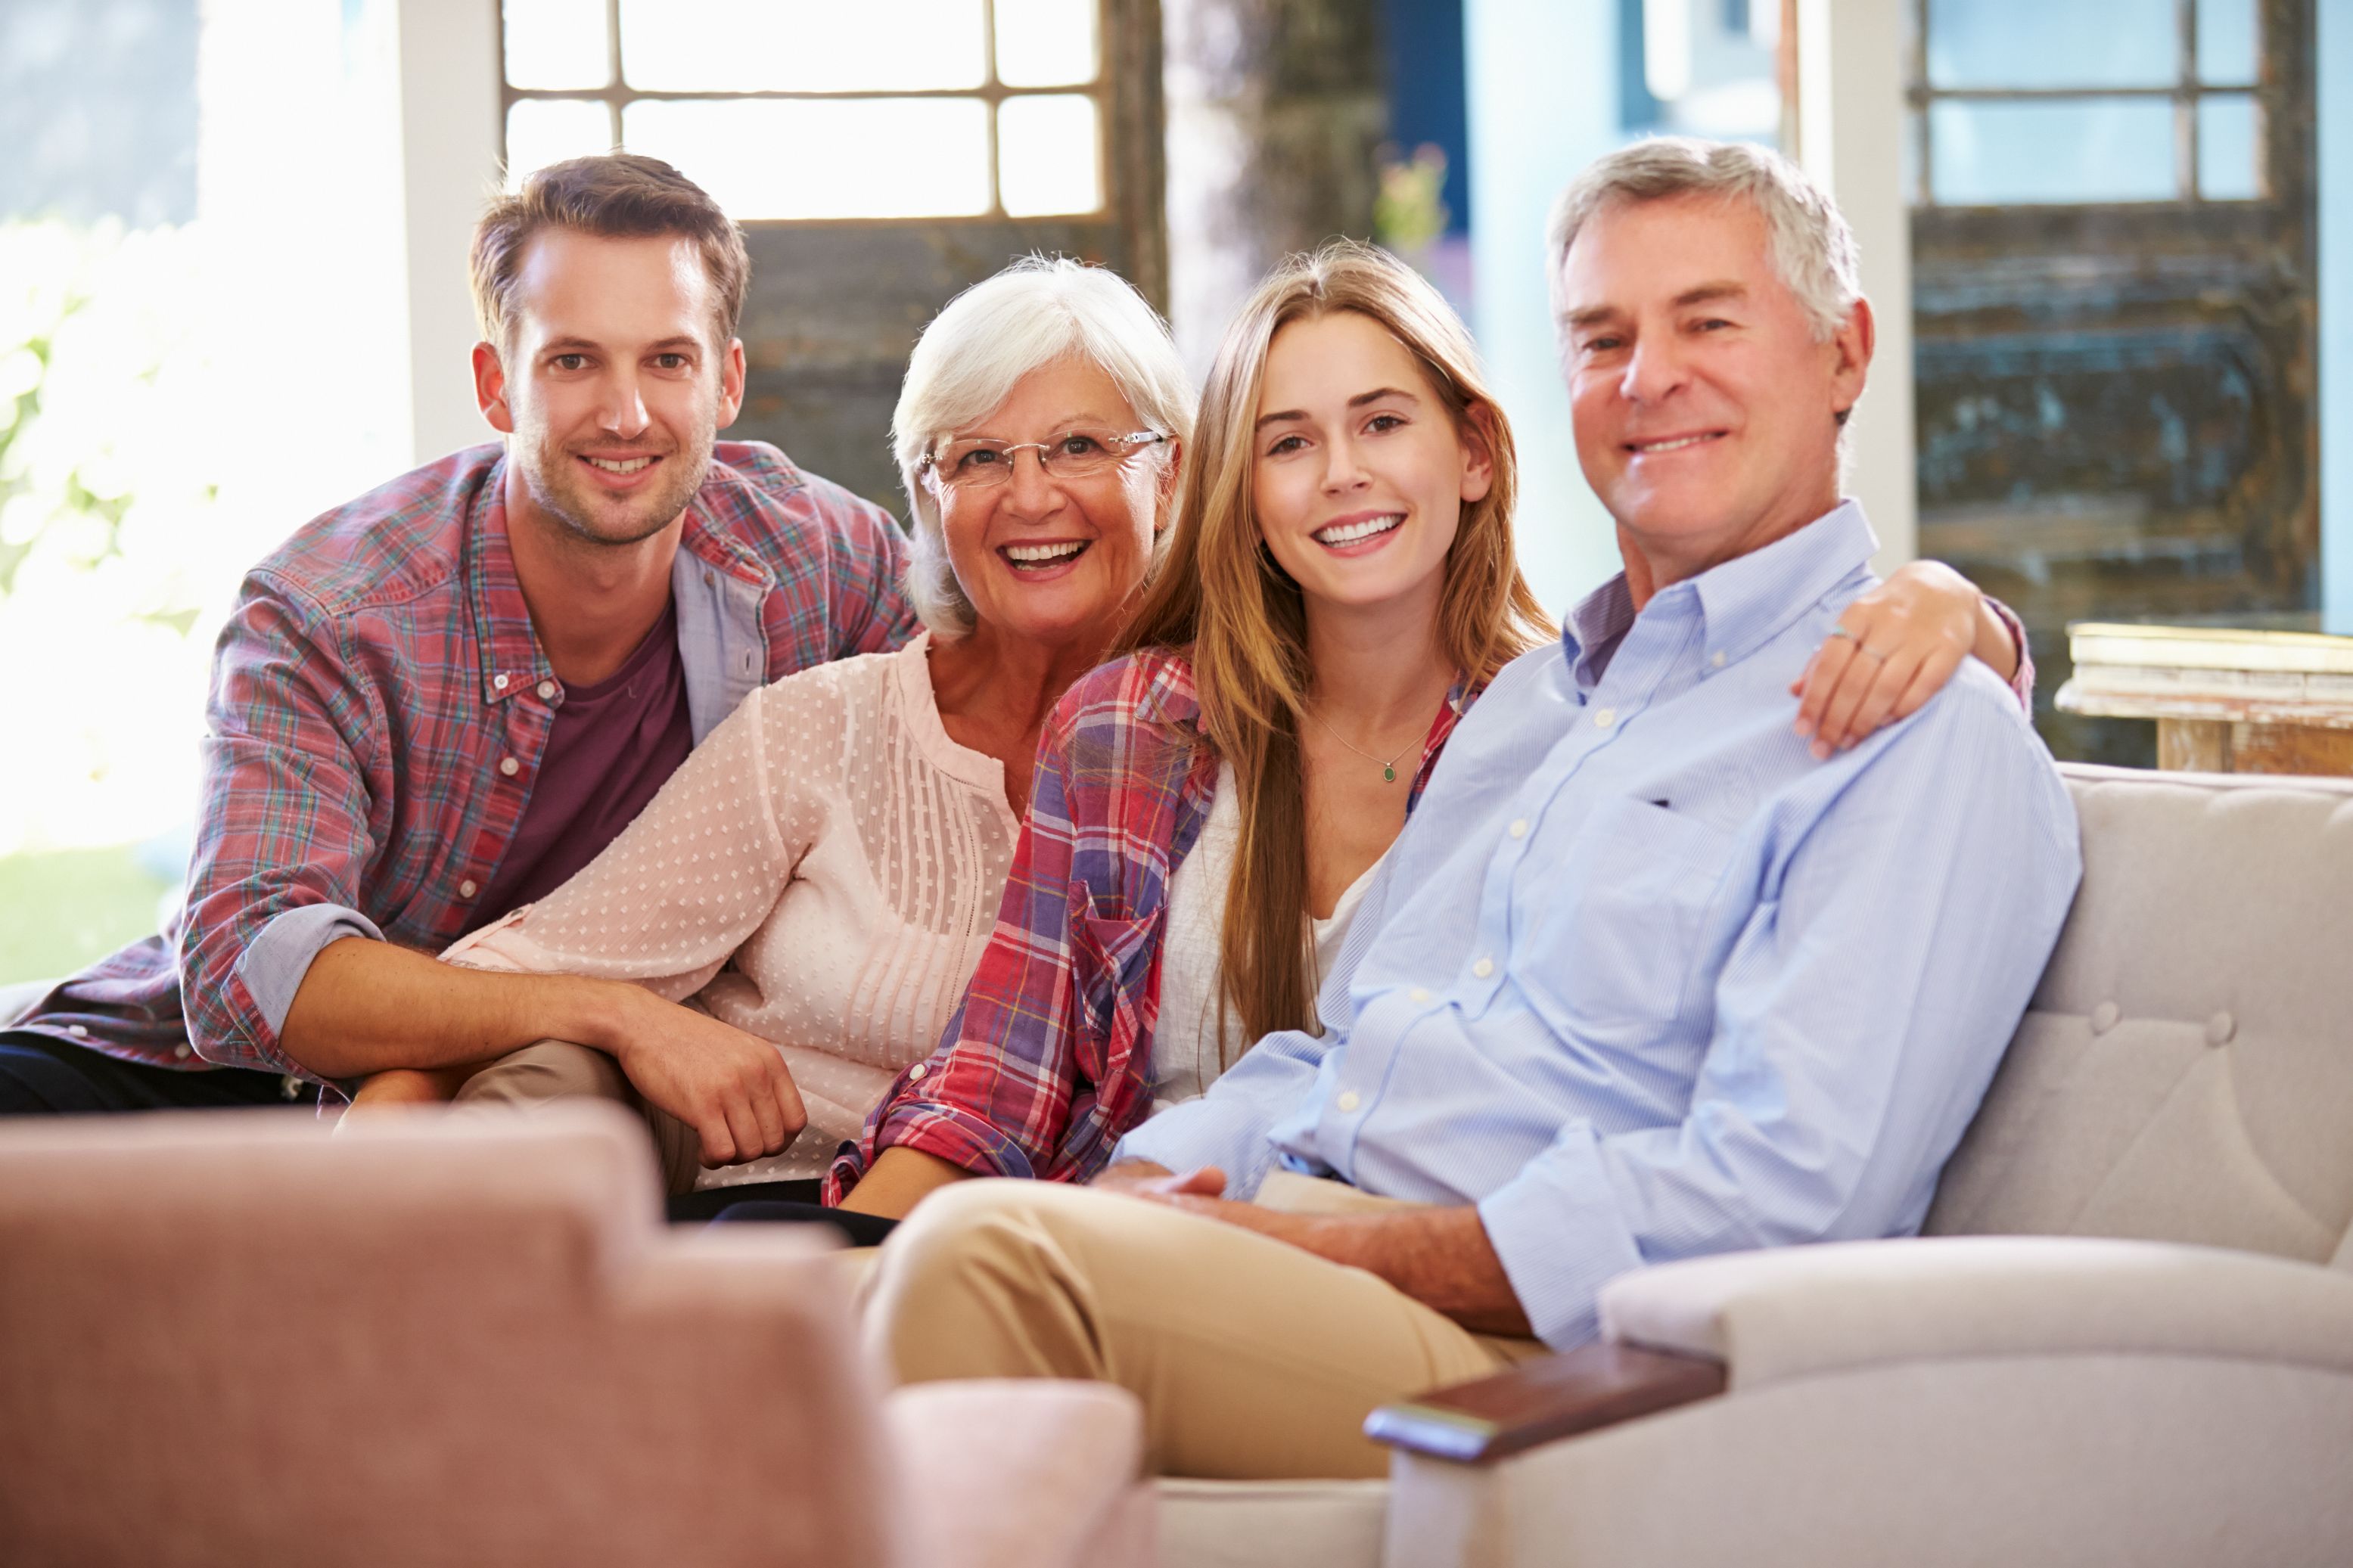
[15,441,915,1081]
[1119,503,2081,1349]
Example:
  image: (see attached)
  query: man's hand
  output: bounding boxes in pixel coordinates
[1111,1177,1535,1337]
[608,991,806,1169]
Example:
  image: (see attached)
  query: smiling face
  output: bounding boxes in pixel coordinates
[1250,310,1492,627]
[931,354,1169,652]
[475,228,745,548]
[1557,192,1870,597]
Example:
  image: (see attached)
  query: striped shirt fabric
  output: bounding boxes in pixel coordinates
[1117,502,2081,1350]
[14,441,915,1082]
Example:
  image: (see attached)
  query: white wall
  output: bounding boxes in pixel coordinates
[1463,0,1627,616]
[1794,0,1916,573]
[394,0,505,464]
[2323,0,2351,634]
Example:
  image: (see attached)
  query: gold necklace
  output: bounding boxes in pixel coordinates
[1305,705,1422,784]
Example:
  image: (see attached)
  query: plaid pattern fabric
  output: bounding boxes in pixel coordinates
[19,441,915,1077]
[828,646,1469,1198]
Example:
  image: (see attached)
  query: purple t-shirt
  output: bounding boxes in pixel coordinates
[473,598,696,924]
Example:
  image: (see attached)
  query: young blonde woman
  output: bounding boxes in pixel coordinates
[831,240,2031,1218]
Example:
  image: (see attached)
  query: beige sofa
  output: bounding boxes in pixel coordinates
[1161,762,2351,1567]
[7,762,2349,1566]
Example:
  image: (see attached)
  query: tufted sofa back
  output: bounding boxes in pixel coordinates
[1926,765,2353,1271]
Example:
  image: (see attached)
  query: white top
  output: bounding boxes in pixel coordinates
[1152,762,1382,1113]
[442,634,1021,1185]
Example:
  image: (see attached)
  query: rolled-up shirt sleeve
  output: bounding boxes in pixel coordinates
[178,581,390,1076]
[1476,684,2080,1349]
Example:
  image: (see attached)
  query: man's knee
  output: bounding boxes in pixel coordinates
[863,1178,1104,1382]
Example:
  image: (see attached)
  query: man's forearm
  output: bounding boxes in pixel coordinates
[1312,1206,1532,1337]
[278,936,628,1081]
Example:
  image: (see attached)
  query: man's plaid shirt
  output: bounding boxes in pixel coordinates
[828,645,1468,1199]
[15,441,915,1080]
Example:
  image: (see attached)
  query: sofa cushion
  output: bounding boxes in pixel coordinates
[1927,765,2353,1264]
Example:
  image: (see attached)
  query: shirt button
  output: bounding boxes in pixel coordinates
[499,757,521,777]
[704,570,716,588]
[1710,650,1727,669]
[908,1062,928,1082]
[1472,957,1495,979]
[493,673,510,691]
[67,1023,88,1038]
[536,681,558,700]
[1409,987,1431,1004]
[458,879,479,899]
[1508,818,1528,839]
[1335,1091,1362,1113]
[1593,706,1617,728]
[173,1042,193,1059]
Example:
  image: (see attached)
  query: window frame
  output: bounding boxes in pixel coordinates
[495,0,1116,225]
[1905,0,2274,210]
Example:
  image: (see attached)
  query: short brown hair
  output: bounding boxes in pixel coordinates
[469,154,751,350]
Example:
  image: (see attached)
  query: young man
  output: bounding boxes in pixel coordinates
[0,156,916,1166]
[859,138,2084,1480]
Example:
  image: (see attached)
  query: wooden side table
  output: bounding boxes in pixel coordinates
[2056,623,2353,776]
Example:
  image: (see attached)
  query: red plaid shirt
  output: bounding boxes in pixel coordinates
[828,646,1469,1198]
[16,442,915,1080]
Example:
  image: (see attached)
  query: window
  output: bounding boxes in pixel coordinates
[499,0,1108,219]
[1907,0,2264,206]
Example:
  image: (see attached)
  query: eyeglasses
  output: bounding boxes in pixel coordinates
[919,428,1167,492]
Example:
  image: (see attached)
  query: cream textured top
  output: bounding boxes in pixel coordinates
[1152,762,1382,1113]
[442,634,1020,1185]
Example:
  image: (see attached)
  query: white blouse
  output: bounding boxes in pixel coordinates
[441,634,1021,1185]
[1152,762,1382,1113]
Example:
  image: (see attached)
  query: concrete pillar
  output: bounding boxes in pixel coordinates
[1792,0,1916,572]
[1464,0,1625,613]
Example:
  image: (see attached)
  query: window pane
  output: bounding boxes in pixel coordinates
[2197,93,2260,199]
[1926,0,2175,89]
[619,0,985,92]
[1929,99,2176,204]
[506,99,614,188]
[2196,0,2258,85]
[997,94,1100,216]
[996,0,1099,88]
[503,0,612,89]
[623,98,990,219]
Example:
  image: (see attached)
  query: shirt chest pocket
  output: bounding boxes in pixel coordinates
[1067,890,1163,1085]
[1512,795,1737,1045]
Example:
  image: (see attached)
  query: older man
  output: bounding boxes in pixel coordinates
[860,138,2082,1480]
[0,155,914,1164]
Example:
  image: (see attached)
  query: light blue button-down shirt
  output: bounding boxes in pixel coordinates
[1117,502,2081,1349]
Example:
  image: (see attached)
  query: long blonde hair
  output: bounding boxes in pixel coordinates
[1114,240,1550,1045]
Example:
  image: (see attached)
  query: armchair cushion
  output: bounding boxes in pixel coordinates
[1600,1234,2353,1386]
[887,1381,1154,1568]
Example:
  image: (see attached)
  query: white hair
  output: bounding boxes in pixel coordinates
[1546,137,1862,345]
[891,256,1195,635]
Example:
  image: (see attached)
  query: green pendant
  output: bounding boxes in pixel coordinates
[1383,763,1397,782]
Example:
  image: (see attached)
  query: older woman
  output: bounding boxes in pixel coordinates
[354,257,1191,1206]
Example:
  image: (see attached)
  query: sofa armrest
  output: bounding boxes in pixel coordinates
[1601,1235,2353,1389]
[887,1381,1149,1568]
[1363,1340,1725,1464]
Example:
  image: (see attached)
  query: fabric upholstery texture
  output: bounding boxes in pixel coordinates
[0,1104,1149,1568]
[1928,766,2353,1264]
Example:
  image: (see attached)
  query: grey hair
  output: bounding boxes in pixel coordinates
[1546,137,1862,344]
[891,256,1195,636]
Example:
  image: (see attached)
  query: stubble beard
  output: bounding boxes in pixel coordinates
[515,414,718,550]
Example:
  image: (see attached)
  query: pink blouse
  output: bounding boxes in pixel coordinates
[442,634,1020,1185]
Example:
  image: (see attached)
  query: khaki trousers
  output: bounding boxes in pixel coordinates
[859,1174,1543,1480]
[454,1039,703,1196]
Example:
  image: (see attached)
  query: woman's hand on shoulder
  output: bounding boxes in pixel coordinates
[1790,560,2013,757]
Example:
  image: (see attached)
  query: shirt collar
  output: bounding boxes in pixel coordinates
[1560,499,1879,685]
